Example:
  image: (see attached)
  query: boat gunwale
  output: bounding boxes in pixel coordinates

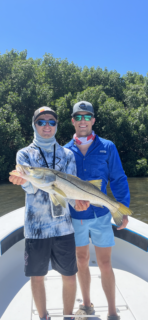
[0,209,148,255]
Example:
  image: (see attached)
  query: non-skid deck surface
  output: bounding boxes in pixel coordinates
[32,268,140,320]
[2,267,148,320]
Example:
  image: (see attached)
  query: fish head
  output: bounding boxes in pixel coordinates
[12,164,56,186]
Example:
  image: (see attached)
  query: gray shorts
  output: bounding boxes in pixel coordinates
[24,233,78,277]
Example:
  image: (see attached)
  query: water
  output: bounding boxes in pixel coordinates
[0,178,148,224]
[0,182,25,217]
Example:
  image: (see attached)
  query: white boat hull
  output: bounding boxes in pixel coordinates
[0,207,148,319]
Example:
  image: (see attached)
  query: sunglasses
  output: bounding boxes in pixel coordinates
[36,119,57,127]
[73,114,93,121]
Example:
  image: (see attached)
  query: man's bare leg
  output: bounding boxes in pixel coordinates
[31,276,46,319]
[95,246,118,317]
[62,274,77,316]
[76,245,91,307]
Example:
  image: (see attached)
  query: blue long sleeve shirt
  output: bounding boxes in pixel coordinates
[65,135,130,220]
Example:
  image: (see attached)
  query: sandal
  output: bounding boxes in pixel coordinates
[75,303,94,320]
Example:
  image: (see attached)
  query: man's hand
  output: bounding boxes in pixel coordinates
[117,215,128,230]
[75,200,90,211]
[9,170,27,185]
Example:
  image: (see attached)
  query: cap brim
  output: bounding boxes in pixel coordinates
[34,111,57,121]
[71,111,94,116]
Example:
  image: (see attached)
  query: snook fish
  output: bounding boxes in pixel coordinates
[10,164,132,226]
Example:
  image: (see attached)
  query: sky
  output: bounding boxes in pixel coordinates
[0,0,148,77]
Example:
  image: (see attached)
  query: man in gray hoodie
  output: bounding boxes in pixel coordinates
[9,106,89,320]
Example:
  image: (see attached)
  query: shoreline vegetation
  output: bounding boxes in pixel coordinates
[0,49,148,181]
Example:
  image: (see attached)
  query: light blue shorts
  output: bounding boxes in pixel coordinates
[72,212,115,248]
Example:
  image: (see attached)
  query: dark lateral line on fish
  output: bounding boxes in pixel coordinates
[54,172,117,209]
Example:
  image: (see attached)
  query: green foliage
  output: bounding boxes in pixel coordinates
[0,50,148,180]
[56,93,74,145]
[0,105,25,180]
[136,159,148,176]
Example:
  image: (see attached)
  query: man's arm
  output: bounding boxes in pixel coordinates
[9,150,38,194]
[9,171,27,185]
[109,143,130,230]
[68,199,90,211]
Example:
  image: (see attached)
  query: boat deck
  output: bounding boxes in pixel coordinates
[1,209,148,320]
[2,267,148,320]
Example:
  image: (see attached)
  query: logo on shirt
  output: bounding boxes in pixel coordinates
[100,150,106,153]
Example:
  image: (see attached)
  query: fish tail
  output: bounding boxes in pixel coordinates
[118,203,132,216]
[111,202,132,226]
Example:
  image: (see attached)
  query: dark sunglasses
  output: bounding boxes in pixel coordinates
[36,119,57,127]
[73,114,93,121]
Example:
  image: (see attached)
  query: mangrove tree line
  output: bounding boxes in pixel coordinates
[0,49,148,181]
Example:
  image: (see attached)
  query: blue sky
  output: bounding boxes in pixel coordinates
[0,0,148,76]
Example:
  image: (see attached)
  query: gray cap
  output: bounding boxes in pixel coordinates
[71,101,94,116]
[33,106,57,122]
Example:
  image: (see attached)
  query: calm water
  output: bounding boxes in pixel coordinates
[0,178,148,224]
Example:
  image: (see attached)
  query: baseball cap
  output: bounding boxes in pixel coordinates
[33,106,58,122]
[71,101,94,116]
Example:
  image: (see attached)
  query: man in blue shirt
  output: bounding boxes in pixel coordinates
[65,101,130,320]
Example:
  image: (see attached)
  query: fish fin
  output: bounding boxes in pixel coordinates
[52,186,67,197]
[50,194,60,206]
[57,171,81,180]
[67,174,81,180]
[89,179,102,190]
[118,203,132,215]
[91,203,104,208]
[54,194,67,208]
[111,203,132,226]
